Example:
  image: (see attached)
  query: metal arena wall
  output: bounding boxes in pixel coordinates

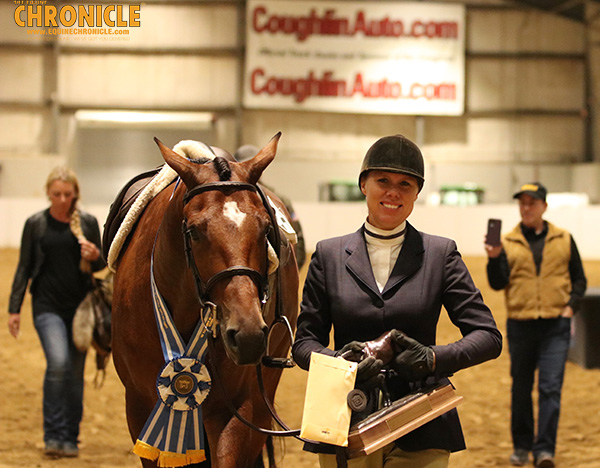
[1,0,600,252]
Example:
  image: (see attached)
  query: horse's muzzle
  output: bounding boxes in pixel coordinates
[224,325,269,365]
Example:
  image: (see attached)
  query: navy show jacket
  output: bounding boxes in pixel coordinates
[292,222,502,453]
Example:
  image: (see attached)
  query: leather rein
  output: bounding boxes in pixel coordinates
[180,179,302,438]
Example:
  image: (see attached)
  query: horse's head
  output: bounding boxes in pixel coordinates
[154,134,282,366]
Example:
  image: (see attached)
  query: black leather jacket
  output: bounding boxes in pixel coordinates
[8,209,105,314]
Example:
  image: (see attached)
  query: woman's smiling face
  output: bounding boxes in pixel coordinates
[360,170,420,230]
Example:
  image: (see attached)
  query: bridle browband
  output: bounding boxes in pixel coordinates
[183,181,258,205]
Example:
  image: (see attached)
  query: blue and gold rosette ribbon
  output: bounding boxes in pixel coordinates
[133,260,216,467]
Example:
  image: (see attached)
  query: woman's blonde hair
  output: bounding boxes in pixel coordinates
[46,166,80,202]
[46,166,91,273]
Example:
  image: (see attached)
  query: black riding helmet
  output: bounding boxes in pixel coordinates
[359,135,425,191]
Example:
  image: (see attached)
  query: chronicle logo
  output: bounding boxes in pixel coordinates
[13,2,141,28]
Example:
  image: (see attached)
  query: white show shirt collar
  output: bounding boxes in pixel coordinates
[364,221,407,243]
[364,221,407,291]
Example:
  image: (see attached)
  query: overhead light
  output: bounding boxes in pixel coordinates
[75,110,214,129]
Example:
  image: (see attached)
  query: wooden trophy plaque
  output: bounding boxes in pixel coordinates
[347,383,463,459]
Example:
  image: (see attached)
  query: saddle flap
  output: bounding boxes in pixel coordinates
[102,167,164,261]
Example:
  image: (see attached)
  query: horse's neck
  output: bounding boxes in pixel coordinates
[153,193,201,338]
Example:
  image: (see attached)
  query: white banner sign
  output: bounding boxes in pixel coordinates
[244,1,465,116]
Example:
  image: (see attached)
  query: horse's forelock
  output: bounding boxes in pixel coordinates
[171,140,240,184]
[213,157,232,181]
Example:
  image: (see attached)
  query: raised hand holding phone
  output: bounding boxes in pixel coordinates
[485,218,503,258]
[486,218,502,246]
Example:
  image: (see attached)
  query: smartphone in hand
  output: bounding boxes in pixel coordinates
[486,218,502,246]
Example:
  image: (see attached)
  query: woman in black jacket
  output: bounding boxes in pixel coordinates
[7,166,105,458]
[293,135,502,468]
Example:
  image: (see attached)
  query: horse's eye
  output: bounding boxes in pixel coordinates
[188,226,201,241]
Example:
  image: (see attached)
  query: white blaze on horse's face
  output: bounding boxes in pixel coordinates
[223,201,246,228]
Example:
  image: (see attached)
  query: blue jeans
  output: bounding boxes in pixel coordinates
[33,312,87,444]
[507,317,571,457]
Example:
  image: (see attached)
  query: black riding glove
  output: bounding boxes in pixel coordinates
[337,341,365,362]
[391,332,435,382]
[337,341,384,388]
[356,356,384,386]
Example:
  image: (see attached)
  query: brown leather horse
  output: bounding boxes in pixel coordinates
[111,134,299,467]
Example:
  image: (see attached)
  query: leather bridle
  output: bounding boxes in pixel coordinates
[179,177,302,438]
[181,181,270,309]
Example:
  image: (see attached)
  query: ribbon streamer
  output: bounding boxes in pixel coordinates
[133,260,216,467]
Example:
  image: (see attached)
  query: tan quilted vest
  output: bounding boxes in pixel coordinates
[503,222,571,320]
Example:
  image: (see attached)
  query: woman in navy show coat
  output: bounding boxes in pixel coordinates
[292,135,502,468]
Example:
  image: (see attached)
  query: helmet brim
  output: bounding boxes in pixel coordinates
[359,167,425,190]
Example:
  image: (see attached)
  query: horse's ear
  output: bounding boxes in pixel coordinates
[154,137,199,187]
[240,132,281,185]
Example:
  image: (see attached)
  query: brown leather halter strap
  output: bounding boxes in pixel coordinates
[181,181,270,308]
[181,178,303,438]
[208,336,302,438]
[182,179,293,366]
[183,181,258,205]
